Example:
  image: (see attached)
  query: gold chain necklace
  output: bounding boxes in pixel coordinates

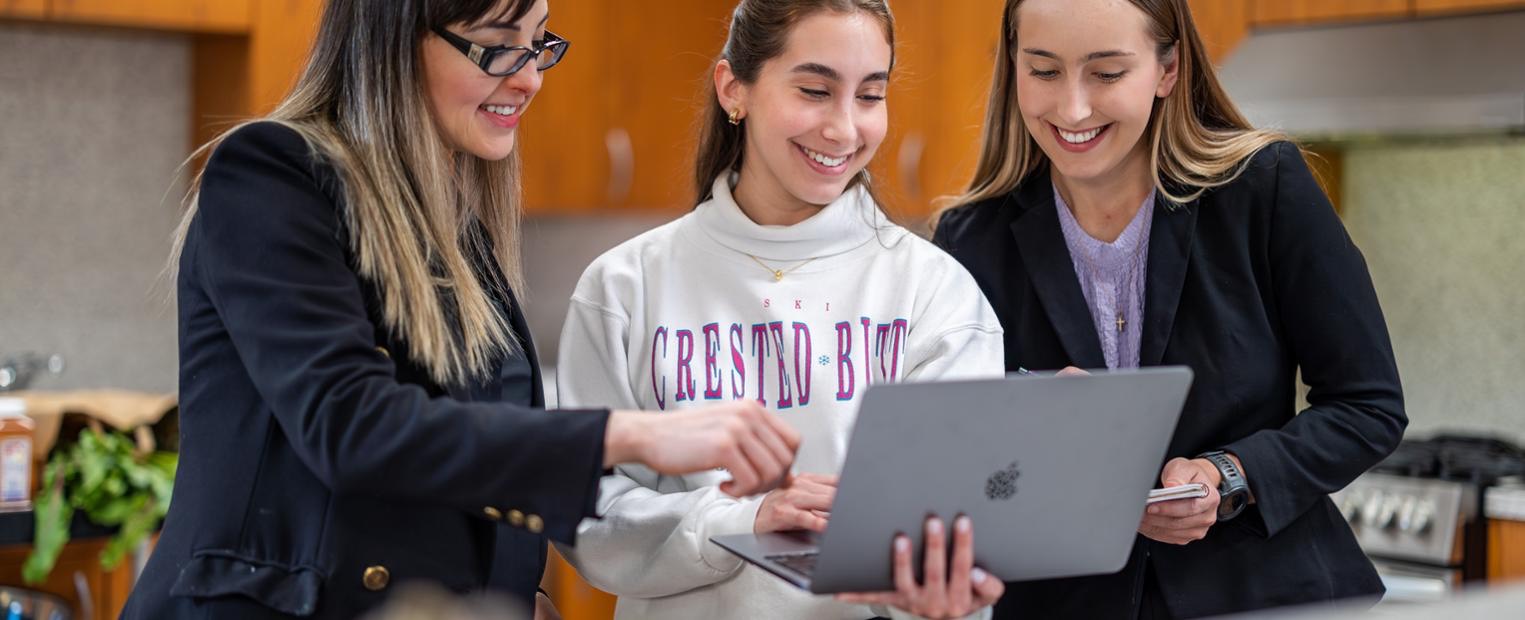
[747,254,817,282]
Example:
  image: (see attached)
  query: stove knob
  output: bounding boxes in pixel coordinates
[1410,501,1434,533]
[1376,496,1402,529]
[1361,491,1385,525]
[1396,497,1419,532]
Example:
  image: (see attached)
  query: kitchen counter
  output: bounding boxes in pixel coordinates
[0,510,122,547]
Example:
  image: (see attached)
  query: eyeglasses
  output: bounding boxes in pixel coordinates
[432,27,570,77]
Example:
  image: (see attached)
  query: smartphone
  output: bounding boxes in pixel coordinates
[1146,482,1210,504]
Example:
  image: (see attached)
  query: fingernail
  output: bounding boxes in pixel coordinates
[1148,506,1159,515]
[957,516,971,532]
[928,518,943,535]
[895,536,910,552]
[972,568,988,584]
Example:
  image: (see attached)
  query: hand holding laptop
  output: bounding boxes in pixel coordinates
[835,515,1005,619]
[711,368,1196,592]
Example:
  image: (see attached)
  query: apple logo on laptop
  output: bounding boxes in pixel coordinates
[985,461,1020,501]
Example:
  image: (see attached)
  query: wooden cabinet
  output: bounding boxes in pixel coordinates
[0,0,47,19]
[246,0,323,112]
[518,1,614,213]
[1189,0,1253,63]
[1414,0,1525,14]
[521,0,734,213]
[606,0,735,211]
[50,0,250,33]
[1492,518,1525,582]
[878,0,1006,222]
[523,0,1010,219]
[190,0,323,161]
[0,538,135,620]
[1251,0,1410,25]
[544,546,615,620]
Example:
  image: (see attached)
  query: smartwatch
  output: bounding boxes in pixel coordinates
[1199,451,1249,521]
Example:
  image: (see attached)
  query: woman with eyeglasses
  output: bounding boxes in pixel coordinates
[553,1,1007,618]
[120,1,803,618]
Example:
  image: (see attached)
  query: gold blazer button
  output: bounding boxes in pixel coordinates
[507,509,526,527]
[362,565,390,591]
[482,506,503,520]
[525,514,544,534]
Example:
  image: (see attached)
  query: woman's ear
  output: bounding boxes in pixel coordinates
[1156,43,1180,99]
[714,60,749,121]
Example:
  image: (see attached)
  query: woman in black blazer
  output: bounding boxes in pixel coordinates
[121,1,801,618]
[932,0,1406,618]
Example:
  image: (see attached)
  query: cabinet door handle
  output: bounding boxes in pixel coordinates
[897,131,925,201]
[606,127,634,205]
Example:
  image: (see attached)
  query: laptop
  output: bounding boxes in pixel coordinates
[710,367,1194,594]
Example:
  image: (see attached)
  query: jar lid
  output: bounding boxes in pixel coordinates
[0,397,25,417]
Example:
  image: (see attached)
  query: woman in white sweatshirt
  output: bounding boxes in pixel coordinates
[556,1,1006,618]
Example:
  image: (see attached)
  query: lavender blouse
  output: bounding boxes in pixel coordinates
[1053,185,1155,370]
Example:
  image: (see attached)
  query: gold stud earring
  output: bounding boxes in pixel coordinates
[728,108,742,126]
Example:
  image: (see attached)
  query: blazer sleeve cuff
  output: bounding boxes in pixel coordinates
[541,408,611,545]
[1221,433,1299,538]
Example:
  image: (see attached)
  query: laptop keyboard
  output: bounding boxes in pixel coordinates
[766,551,820,578]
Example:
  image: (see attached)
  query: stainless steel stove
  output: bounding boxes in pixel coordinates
[1331,435,1525,603]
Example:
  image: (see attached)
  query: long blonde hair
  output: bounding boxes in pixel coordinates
[939,0,1289,219]
[170,0,534,387]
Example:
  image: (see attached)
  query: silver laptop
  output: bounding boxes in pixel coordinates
[711,367,1194,593]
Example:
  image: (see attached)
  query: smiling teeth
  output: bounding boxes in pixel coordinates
[803,146,848,167]
[1059,126,1103,144]
[484,104,518,116]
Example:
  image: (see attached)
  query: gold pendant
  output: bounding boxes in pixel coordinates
[773,271,784,282]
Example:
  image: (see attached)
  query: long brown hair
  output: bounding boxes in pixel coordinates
[939,0,1288,219]
[170,0,536,387]
[692,0,896,204]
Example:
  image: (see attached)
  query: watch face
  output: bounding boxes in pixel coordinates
[1218,490,1248,519]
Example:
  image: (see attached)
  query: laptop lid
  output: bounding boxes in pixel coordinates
[808,367,1193,593]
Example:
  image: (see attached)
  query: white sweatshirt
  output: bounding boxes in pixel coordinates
[556,176,1004,620]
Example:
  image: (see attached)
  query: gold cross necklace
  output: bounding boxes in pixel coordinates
[747,254,817,282]
[1073,220,1148,334]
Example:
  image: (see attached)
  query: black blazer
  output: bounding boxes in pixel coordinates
[934,142,1406,619]
[122,122,609,619]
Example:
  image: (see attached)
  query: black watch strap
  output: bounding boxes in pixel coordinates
[1200,451,1249,521]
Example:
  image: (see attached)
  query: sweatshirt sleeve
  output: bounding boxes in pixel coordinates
[902,252,1006,383]
[883,606,993,620]
[554,284,764,598]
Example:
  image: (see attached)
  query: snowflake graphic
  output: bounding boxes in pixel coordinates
[818,355,831,366]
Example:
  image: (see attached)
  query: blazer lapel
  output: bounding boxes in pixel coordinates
[503,287,547,408]
[1139,194,1198,367]
[1009,179,1107,370]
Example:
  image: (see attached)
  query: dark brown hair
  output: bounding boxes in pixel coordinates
[692,0,896,204]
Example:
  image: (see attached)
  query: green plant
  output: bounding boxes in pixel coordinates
[23,428,177,584]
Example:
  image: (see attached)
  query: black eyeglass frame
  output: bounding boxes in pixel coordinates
[432,27,570,77]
